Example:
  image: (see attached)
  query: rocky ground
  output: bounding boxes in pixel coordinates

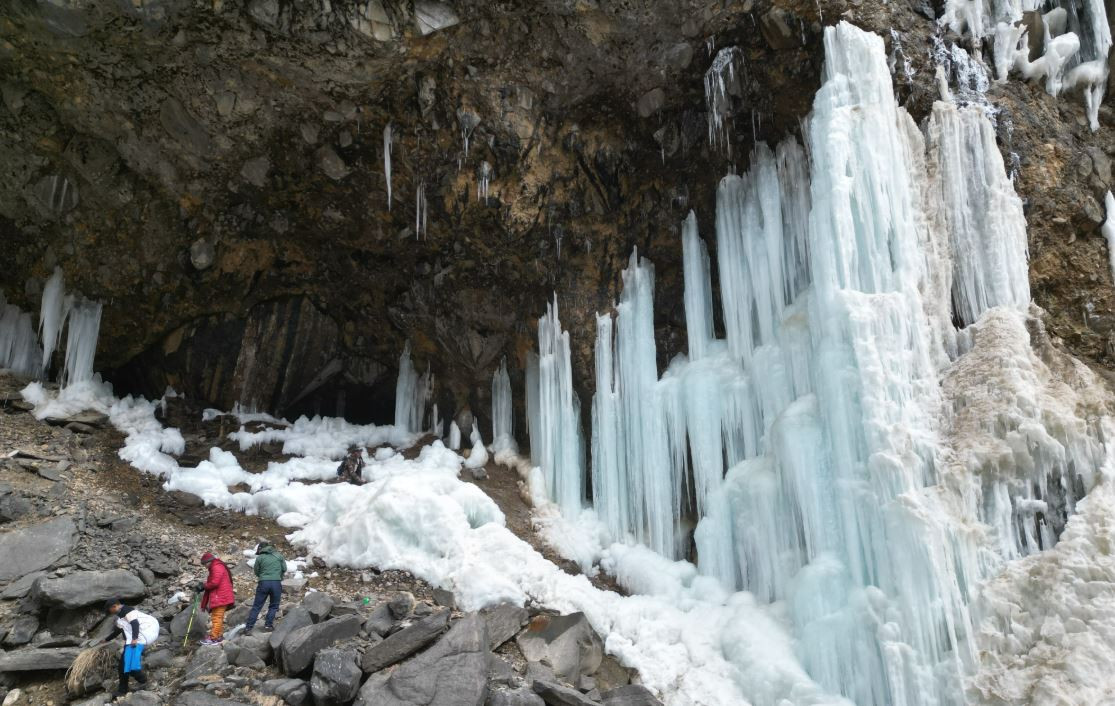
[0,371,643,706]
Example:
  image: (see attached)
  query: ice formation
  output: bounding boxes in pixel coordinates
[490,357,517,455]
[61,298,102,386]
[529,298,585,514]
[478,160,491,203]
[0,295,41,379]
[1105,191,1115,284]
[415,181,427,238]
[704,46,743,156]
[38,267,68,375]
[448,420,462,451]
[393,342,432,434]
[383,123,393,210]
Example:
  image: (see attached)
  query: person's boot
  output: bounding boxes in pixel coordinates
[262,624,274,632]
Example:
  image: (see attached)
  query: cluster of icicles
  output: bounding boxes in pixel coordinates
[0,268,102,385]
[508,22,1107,705]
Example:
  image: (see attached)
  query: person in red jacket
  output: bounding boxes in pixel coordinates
[197,552,235,645]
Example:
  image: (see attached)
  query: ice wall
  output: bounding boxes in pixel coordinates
[61,298,102,386]
[0,294,42,379]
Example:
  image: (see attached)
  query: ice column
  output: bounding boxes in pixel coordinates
[384,123,393,210]
[61,298,102,386]
[0,295,42,379]
[525,352,541,467]
[394,342,432,434]
[681,212,714,360]
[38,267,69,375]
[536,298,585,513]
[491,357,517,455]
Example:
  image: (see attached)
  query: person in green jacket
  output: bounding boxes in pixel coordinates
[243,541,286,634]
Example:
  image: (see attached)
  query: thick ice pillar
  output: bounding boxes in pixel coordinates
[536,298,585,514]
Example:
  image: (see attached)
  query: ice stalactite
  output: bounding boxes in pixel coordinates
[535,298,585,515]
[478,161,491,203]
[61,298,102,387]
[448,420,462,451]
[926,100,1030,326]
[525,352,541,467]
[415,181,427,239]
[1103,191,1115,284]
[681,212,714,361]
[38,267,69,375]
[491,357,517,456]
[704,47,743,157]
[383,123,393,210]
[393,342,432,434]
[0,295,42,379]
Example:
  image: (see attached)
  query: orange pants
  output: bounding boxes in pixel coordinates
[209,605,227,640]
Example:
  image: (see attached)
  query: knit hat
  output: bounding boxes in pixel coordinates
[103,598,121,613]
[200,552,215,563]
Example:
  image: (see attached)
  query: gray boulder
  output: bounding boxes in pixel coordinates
[2,615,38,647]
[360,609,449,674]
[601,685,663,706]
[263,678,310,706]
[301,592,334,623]
[516,613,602,686]
[183,644,229,682]
[0,516,75,583]
[354,613,489,706]
[223,634,267,669]
[480,603,529,650]
[532,681,596,706]
[388,591,416,619]
[176,693,247,706]
[170,600,207,642]
[0,647,81,672]
[488,688,545,706]
[364,602,397,637]
[310,648,362,705]
[0,571,45,600]
[281,614,362,676]
[271,605,313,653]
[35,569,145,609]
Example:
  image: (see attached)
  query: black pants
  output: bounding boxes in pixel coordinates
[118,651,147,693]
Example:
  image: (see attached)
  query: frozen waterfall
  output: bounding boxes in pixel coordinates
[532,20,1111,706]
[393,341,432,435]
[491,357,517,456]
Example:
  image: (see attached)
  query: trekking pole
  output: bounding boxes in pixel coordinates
[182,593,200,649]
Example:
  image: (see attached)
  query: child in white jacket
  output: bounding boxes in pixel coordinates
[103,598,160,698]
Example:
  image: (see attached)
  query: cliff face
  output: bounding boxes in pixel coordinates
[1,0,1113,428]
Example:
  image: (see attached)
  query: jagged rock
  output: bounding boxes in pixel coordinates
[414,1,459,35]
[143,649,175,669]
[360,609,449,674]
[489,656,515,687]
[354,613,488,706]
[758,7,801,50]
[240,156,270,187]
[72,694,112,706]
[364,602,396,637]
[636,88,665,118]
[310,648,362,705]
[184,644,229,681]
[601,685,662,706]
[0,494,31,523]
[2,616,38,647]
[159,97,211,156]
[592,657,630,692]
[35,569,145,609]
[301,591,334,622]
[480,603,528,650]
[263,677,310,706]
[516,614,602,686]
[0,572,45,600]
[488,688,544,706]
[532,681,596,706]
[432,588,455,609]
[137,568,155,586]
[0,647,81,672]
[0,516,75,583]
[270,605,313,653]
[117,693,161,706]
[170,600,207,642]
[280,614,362,676]
[223,635,267,668]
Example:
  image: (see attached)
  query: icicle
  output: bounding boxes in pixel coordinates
[525,352,541,467]
[681,211,713,360]
[393,342,431,434]
[415,182,427,239]
[38,267,68,376]
[384,123,393,211]
[478,161,491,203]
[0,296,42,379]
[704,47,744,157]
[491,357,517,455]
[61,298,102,386]
[1104,191,1115,284]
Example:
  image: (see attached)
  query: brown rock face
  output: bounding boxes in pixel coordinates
[1,0,1113,429]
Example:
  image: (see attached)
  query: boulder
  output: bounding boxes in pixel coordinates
[354,613,489,706]
[0,516,75,582]
[0,647,81,672]
[301,592,334,623]
[360,609,449,674]
[364,602,396,637]
[532,681,597,706]
[176,693,247,706]
[489,688,545,706]
[263,678,310,706]
[489,656,515,687]
[0,572,45,600]
[480,603,529,650]
[593,656,630,692]
[117,693,160,706]
[388,591,416,619]
[183,644,229,681]
[516,613,602,686]
[280,614,362,676]
[432,588,455,609]
[2,616,38,647]
[270,605,313,654]
[223,635,266,669]
[170,600,207,642]
[310,648,362,705]
[35,569,145,609]
[601,685,663,706]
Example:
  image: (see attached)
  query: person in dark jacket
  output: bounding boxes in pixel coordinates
[198,551,235,645]
[244,541,286,635]
[103,598,160,698]
[336,447,366,485]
